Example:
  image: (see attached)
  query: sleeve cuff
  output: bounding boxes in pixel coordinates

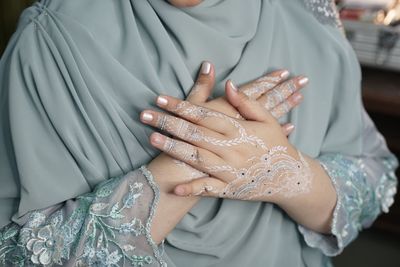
[298,153,398,256]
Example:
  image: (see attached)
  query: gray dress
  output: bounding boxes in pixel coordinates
[0,0,397,266]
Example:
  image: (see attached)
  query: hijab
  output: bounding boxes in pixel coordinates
[0,0,362,266]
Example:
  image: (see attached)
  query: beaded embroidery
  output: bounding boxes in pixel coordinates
[298,154,398,256]
[303,0,342,28]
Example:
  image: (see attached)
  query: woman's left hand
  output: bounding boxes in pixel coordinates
[140,84,313,202]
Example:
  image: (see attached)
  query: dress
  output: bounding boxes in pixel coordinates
[0,0,397,266]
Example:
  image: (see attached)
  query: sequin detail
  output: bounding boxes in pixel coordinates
[0,166,165,266]
[303,0,342,28]
[298,153,398,256]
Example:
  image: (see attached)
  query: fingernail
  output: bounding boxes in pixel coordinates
[142,112,154,122]
[286,124,295,133]
[280,70,290,79]
[175,186,186,196]
[229,80,238,92]
[157,96,168,106]
[293,93,303,102]
[298,77,309,86]
[152,133,164,145]
[201,61,211,75]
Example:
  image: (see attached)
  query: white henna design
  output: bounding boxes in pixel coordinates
[171,101,268,149]
[157,114,205,142]
[165,100,312,200]
[173,160,208,179]
[264,80,297,110]
[164,138,202,163]
[214,149,312,200]
[243,75,281,100]
[194,184,219,196]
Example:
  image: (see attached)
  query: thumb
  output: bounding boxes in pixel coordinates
[225,80,274,122]
[187,61,215,104]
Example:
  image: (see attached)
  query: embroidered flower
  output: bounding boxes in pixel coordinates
[96,248,123,266]
[0,167,165,266]
[26,225,63,265]
[119,218,144,235]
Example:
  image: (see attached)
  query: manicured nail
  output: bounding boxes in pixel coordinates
[157,96,168,106]
[280,70,290,79]
[286,124,295,133]
[152,133,164,145]
[293,93,303,102]
[298,77,309,86]
[142,112,154,122]
[175,186,186,196]
[229,80,238,92]
[201,61,211,75]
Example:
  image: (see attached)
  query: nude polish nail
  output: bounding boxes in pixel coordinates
[229,80,238,92]
[201,61,211,75]
[142,112,153,122]
[157,96,168,106]
[175,186,186,196]
[152,133,164,145]
[298,77,309,86]
[286,124,295,132]
[280,70,290,79]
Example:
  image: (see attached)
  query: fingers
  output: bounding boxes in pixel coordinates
[187,61,215,104]
[241,69,290,100]
[141,110,225,152]
[174,177,226,197]
[260,76,308,112]
[150,133,235,183]
[271,92,303,119]
[225,80,274,123]
[155,95,235,134]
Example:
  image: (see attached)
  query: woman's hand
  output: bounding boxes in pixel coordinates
[145,62,335,240]
[186,62,307,135]
[141,85,312,203]
[148,62,309,193]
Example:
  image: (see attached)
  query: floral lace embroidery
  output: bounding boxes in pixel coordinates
[0,166,164,266]
[298,153,398,256]
[303,0,342,28]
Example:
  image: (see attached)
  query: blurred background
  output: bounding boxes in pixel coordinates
[0,0,399,266]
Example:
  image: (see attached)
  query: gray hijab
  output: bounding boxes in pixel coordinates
[0,0,362,266]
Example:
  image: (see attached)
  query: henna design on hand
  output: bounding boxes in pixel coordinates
[173,101,268,149]
[243,75,282,100]
[151,96,312,200]
[214,147,312,200]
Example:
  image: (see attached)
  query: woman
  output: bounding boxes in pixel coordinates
[0,0,397,266]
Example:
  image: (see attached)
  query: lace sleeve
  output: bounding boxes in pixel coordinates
[303,0,342,28]
[298,111,398,256]
[0,166,166,267]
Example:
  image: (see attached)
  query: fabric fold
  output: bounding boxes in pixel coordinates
[0,0,397,266]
